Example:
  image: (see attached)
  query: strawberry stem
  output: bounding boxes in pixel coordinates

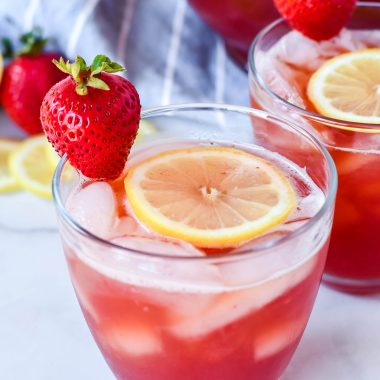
[53,55,125,95]
[2,38,14,59]
[2,27,48,59]
[18,27,48,56]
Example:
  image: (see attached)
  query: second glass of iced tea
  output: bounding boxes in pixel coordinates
[249,2,380,293]
[53,104,336,379]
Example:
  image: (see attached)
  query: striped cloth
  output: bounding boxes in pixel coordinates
[0,0,248,109]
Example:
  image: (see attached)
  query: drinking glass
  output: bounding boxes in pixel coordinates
[249,2,380,293]
[53,104,336,380]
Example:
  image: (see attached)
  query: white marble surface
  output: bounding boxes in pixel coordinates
[1,116,379,380]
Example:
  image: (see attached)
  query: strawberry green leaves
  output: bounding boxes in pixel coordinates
[53,55,125,95]
[2,27,48,59]
[18,27,48,56]
[90,55,124,74]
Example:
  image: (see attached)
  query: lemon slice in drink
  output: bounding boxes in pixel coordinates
[308,49,380,124]
[9,135,55,199]
[0,139,20,192]
[125,146,295,248]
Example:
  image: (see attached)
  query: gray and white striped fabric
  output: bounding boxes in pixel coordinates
[0,0,248,110]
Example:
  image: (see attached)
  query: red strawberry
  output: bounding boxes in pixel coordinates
[274,0,357,41]
[1,29,67,134]
[40,55,141,180]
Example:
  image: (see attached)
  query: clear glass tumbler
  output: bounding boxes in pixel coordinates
[249,2,380,293]
[53,104,336,380]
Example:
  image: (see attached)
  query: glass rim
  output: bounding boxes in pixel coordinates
[52,103,337,263]
[248,1,380,133]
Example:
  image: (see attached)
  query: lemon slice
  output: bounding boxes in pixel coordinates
[308,49,380,124]
[125,146,295,248]
[9,135,55,199]
[45,141,61,169]
[0,139,20,192]
[135,120,157,144]
[44,140,76,182]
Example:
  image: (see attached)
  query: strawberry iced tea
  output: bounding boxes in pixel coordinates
[249,3,380,292]
[54,105,336,379]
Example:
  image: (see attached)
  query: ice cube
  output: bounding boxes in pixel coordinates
[219,227,318,287]
[335,150,380,175]
[274,29,372,72]
[255,50,306,108]
[170,255,317,339]
[331,29,366,51]
[111,236,222,286]
[234,231,290,252]
[282,189,324,232]
[254,319,305,361]
[275,31,323,71]
[293,194,324,221]
[105,322,162,357]
[66,182,116,238]
[258,29,380,112]
[112,235,204,257]
[111,216,153,239]
[109,236,222,321]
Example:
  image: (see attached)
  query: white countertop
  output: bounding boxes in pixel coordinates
[1,116,379,380]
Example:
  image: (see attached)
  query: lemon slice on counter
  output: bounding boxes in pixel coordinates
[135,120,157,144]
[125,146,295,248]
[44,141,61,169]
[308,49,380,124]
[0,139,20,192]
[9,135,55,199]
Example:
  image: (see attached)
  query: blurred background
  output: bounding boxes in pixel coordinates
[0,0,250,137]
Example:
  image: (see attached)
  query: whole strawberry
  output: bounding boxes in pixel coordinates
[274,0,357,41]
[40,55,141,180]
[1,29,67,134]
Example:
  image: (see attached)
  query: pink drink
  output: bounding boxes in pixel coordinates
[66,245,327,380]
[249,4,380,293]
[188,0,279,67]
[63,139,329,380]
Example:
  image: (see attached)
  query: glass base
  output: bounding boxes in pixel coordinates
[323,273,380,295]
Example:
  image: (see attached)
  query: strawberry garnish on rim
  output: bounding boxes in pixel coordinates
[40,55,141,180]
[274,0,357,41]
